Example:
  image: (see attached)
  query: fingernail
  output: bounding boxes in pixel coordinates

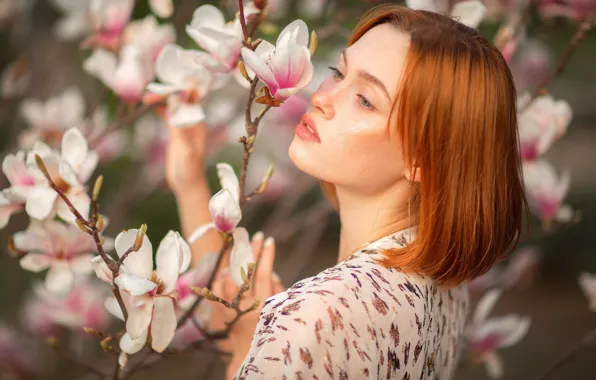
[264,237,274,247]
[252,231,264,242]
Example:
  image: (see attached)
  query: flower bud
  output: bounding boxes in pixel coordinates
[34,154,49,177]
[134,224,148,251]
[93,175,103,201]
[238,61,251,82]
[96,215,105,231]
[309,31,318,57]
[76,219,88,233]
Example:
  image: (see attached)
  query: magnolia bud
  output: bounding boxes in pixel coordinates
[46,336,58,347]
[309,31,318,57]
[92,175,103,201]
[238,61,251,82]
[134,224,147,251]
[76,219,88,233]
[96,215,105,231]
[34,154,49,177]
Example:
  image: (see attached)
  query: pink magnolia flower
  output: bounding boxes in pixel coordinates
[96,229,191,354]
[176,253,218,310]
[406,0,487,28]
[15,220,112,294]
[84,44,154,103]
[0,191,23,229]
[23,279,109,334]
[146,44,218,127]
[522,160,572,225]
[185,4,246,73]
[123,15,175,62]
[466,289,531,379]
[87,0,135,50]
[187,163,254,286]
[509,40,552,92]
[149,0,173,18]
[241,20,314,101]
[21,128,97,223]
[19,87,86,149]
[579,272,596,312]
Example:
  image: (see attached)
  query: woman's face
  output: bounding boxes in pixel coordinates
[288,24,411,195]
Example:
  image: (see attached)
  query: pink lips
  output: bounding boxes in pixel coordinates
[295,113,321,143]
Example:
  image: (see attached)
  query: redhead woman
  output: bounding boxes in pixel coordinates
[166,4,528,380]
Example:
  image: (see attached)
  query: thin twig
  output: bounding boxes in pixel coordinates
[238,0,250,42]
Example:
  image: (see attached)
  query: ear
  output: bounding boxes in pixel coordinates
[404,166,422,183]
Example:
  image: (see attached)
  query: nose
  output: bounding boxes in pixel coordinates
[311,83,336,120]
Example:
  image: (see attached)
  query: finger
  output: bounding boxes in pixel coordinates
[272,272,285,294]
[255,237,276,298]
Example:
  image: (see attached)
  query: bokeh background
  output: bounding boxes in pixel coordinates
[0,0,595,379]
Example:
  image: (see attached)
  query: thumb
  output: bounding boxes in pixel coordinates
[254,237,276,298]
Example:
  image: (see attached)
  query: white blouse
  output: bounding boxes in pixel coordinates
[233,227,470,379]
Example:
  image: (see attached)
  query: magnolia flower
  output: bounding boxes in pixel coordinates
[537,0,596,20]
[86,0,135,50]
[50,0,92,40]
[187,163,254,286]
[466,289,531,379]
[406,0,487,28]
[19,87,86,149]
[22,128,97,223]
[579,272,596,312]
[0,57,30,98]
[146,44,216,127]
[0,191,23,229]
[509,40,552,93]
[123,15,175,62]
[23,280,109,334]
[469,247,541,292]
[522,160,571,225]
[185,4,245,72]
[96,229,191,354]
[15,220,112,294]
[149,0,173,18]
[241,20,314,101]
[84,45,154,103]
[176,253,218,310]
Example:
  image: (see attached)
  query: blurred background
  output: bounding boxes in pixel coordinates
[0,0,595,379]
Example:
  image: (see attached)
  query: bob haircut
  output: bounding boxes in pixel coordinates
[321,5,530,287]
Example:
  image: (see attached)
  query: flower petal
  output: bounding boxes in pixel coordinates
[168,103,206,128]
[57,190,90,223]
[216,163,240,202]
[105,296,125,320]
[120,330,148,354]
[473,288,502,324]
[406,0,437,11]
[150,297,177,352]
[230,227,255,287]
[209,189,242,233]
[149,0,173,18]
[187,222,215,244]
[276,19,309,47]
[155,231,182,294]
[125,297,154,339]
[83,49,117,88]
[241,47,278,91]
[45,261,74,294]
[114,229,153,279]
[70,253,95,274]
[115,273,157,296]
[450,0,486,28]
[26,187,58,220]
[20,253,52,272]
[91,256,113,282]
[483,351,503,379]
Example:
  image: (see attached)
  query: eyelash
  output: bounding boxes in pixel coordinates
[327,66,375,111]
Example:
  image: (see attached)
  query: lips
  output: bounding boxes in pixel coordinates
[295,113,321,143]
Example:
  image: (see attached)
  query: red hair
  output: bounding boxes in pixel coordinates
[321,5,530,287]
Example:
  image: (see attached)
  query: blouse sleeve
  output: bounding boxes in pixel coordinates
[233,284,354,379]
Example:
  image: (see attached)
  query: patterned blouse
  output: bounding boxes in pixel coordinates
[233,227,470,379]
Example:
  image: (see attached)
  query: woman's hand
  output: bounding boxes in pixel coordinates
[211,233,285,380]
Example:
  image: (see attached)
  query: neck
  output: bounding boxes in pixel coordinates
[336,179,412,262]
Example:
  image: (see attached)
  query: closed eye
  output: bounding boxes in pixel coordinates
[328,66,344,80]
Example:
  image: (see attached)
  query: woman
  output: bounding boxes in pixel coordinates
[166,5,528,379]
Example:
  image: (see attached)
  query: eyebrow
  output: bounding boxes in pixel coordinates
[340,48,391,102]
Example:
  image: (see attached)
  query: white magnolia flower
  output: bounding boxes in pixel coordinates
[187,163,254,286]
[522,160,571,225]
[406,0,487,28]
[146,44,217,127]
[16,220,112,294]
[185,4,245,72]
[123,15,175,62]
[97,229,191,354]
[466,289,531,379]
[19,88,86,149]
[149,0,173,18]
[22,127,97,222]
[84,45,154,103]
[88,0,135,49]
[1,151,37,228]
[176,253,218,310]
[0,191,23,229]
[241,20,314,101]
[579,272,596,313]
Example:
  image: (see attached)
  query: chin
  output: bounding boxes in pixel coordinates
[288,136,321,180]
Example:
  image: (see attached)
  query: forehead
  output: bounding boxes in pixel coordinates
[345,24,410,99]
